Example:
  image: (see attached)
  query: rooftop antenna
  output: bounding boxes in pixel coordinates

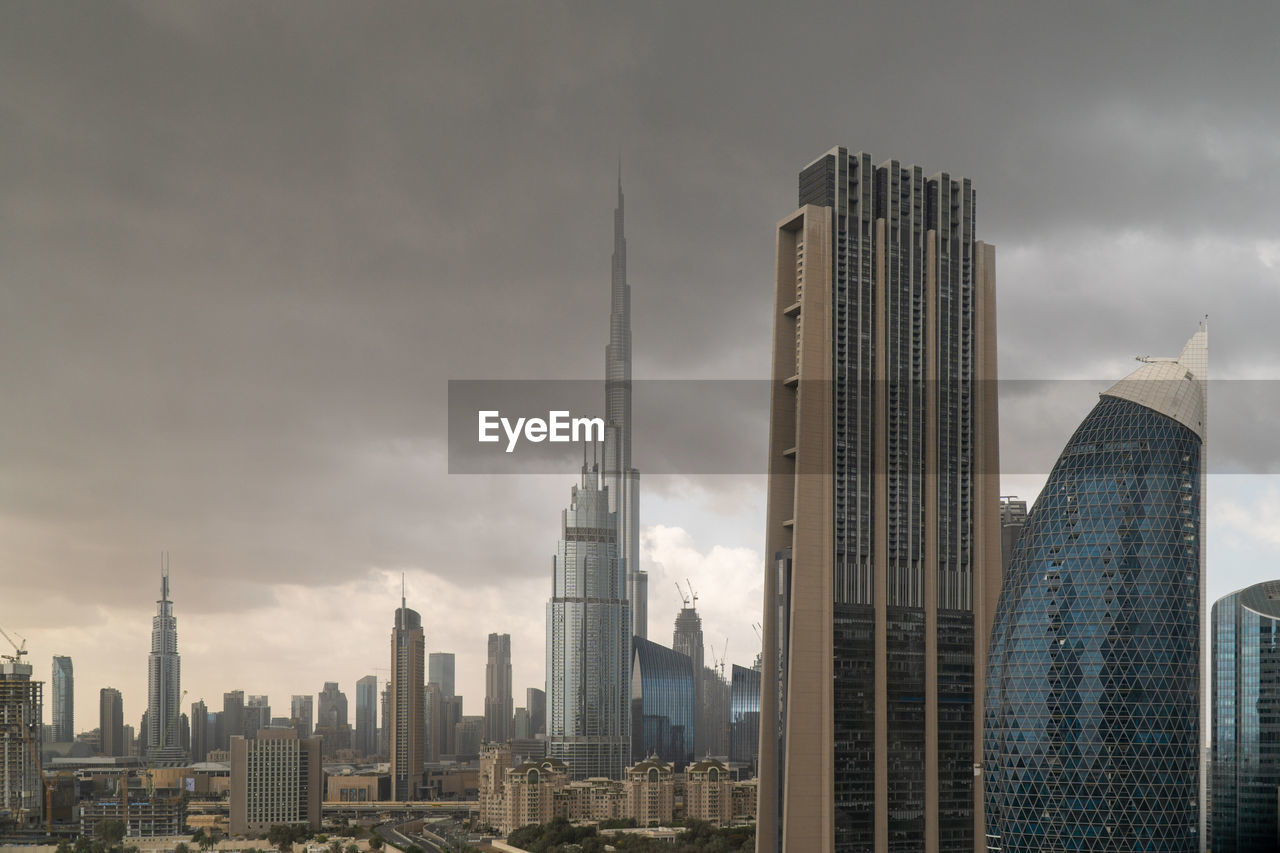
[401,572,406,610]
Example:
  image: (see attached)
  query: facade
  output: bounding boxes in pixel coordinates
[728,664,760,771]
[673,605,707,757]
[528,687,546,737]
[244,695,270,737]
[429,652,456,700]
[317,681,348,730]
[390,593,425,800]
[355,674,378,757]
[685,756,733,826]
[999,497,1028,578]
[51,655,73,743]
[624,757,674,827]
[1211,580,1280,852]
[0,660,43,830]
[547,461,632,780]
[189,699,208,763]
[290,694,313,738]
[229,728,322,835]
[985,326,1207,852]
[221,690,244,751]
[145,567,185,760]
[100,688,124,758]
[81,793,185,838]
[602,174,646,641]
[485,633,513,744]
[630,637,695,769]
[758,148,1001,853]
[455,715,483,761]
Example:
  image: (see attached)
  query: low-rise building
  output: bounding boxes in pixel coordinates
[80,793,186,838]
[624,757,674,827]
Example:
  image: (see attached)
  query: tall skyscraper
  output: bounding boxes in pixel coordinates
[390,587,425,800]
[146,563,185,759]
[631,637,695,769]
[527,687,546,738]
[245,695,270,736]
[51,655,73,743]
[603,172,646,640]
[999,496,1028,578]
[355,674,378,757]
[317,682,347,730]
[0,657,43,829]
[758,148,1000,853]
[547,459,632,779]
[428,652,455,700]
[985,326,1207,852]
[729,664,760,772]
[672,602,710,756]
[222,690,244,751]
[190,699,208,763]
[100,687,124,757]
[1212,580,1280,852]
[379,684,390,756]
[485,633,513,744]
[290,694,313,738]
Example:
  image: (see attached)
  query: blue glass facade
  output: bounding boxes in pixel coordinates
[729,664,760,771]
[985,395,1202,852]
[631,636,694,770]
[1210,581,1280,852]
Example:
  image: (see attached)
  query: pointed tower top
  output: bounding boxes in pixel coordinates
[1103,322,1208,438]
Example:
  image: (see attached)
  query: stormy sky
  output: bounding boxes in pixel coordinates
[4,2,1280,737]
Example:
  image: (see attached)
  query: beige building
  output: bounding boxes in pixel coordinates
[326,773,386,802]
[390,596,425,800]
[229,728,322,836]
[684,757,731,826]
[565,778,626,824]
[498,757,569,833]
[758,148,999,853]
[624,757,673,827]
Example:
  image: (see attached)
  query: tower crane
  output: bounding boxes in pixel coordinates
[0,624,29,664]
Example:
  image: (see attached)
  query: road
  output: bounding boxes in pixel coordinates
[375,820,447,853]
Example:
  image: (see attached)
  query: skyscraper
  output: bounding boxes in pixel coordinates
[290,694,313,738]
[245,695,270,736]
[1212,580,1280,852]
[603,172,646,640]
[672,602,710,756]
[390,588,425,800]
[51,655,73,743]
[146,563,185,760]
[356,675,378,757]
[0,657,43,829]
[100,688,124,758]
[985,326,1207,852]
[230,728,321,835]
[527,687,546,738]
[222,690,244,751]
[317,682,347,730]
[999,496,1028,578]
[190,699,208,763]
[428,652,455,700]
[729,664,760,771]
[631,637,695,769]
[547,459,632,780]
[757,148,1000,853]
[485,633,512,744]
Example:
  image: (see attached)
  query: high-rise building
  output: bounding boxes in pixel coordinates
[290,694,313,738]
[244,695,270,737]
[100,687,124,757]
[379,684,390,756]
[999,496,1028,578]
[428,653,455,700]
[189,699,208,763]
[485,633,513,744]
[758,148,1000,853]
[229,728,321,835]
[441,694,462,759]
[317,682,347,730]
[527,687,546,738]
[985,326,1207,852]
[603,173,646,640]
[1211,579,1280,853]
[51,655,73,743]
[728,664,760,772]
[221,690,244,751]
[547,459,632,780]
[390,589,425,800]
[356,675,378,757]
[146,564,185,760]
[454,716,484,761]
[1,657,43,829]
[631,637,694,769]
[672,603,707,756]
[513,707,531,740]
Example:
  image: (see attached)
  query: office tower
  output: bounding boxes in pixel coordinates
[485,633,513,744]
[513,707,531,740]
[317,682,347,729]
[245,695,270,736]
[0,657,43,829]
[985,326,1207,852]
[999,497,1028,578]
[380,684,390,756]
[179,712,190,753]
[729,664,760,772]
[700,666,730,757]
[221,690,244,751]
[356,675,378,757]
[1211,580,1278,852]
[190,699,208,763]
[290,695,313,738]
[547,459,633,780]
[758,148,1000,853]
[229,728,321,835]
[603,173,646,640]
[100,687,124,757]
[631,637,695,769]
[146,563,185,759]
[527,688,546,738]
[429,652,455,700]
[454,716,483,761]
[441,695,462,758]
[424,683,441,762]
[672,602,707,756]
[390,589,425,800]
[51,655,72,743]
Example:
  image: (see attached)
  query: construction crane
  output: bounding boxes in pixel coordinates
[685,579,698,609]
[675,583,689,608]
[0,624,29,664]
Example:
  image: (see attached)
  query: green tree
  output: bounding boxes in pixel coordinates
[267,825,295,853]
[367,835,383,851]
[95,819,126,849]
[175,844,190,853]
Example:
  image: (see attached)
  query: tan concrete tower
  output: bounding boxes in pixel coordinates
[390,583,425,800]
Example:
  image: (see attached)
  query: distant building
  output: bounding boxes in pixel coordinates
[145,566,184,760]
[513,707,531,739]
[429,652,456,700]
[100,688,124,758]
[527,687,546,737]
[355,674,378,757]
[244,695,270,737]
[81,791,185,838]
[379,684,390,756]
[0,659,43,830]
[685,756,732,826]
[229,727,321,835]
[326,773,389,803]
[484,633,513,744]
[728,665,760,772]
[317,682,348,730]
[455,716,483,761]
[999,496,1028,578]
[390,591,425,800]
[631,637,694,769]
[51,655,73,743]
[624,756,674,827]
[672,604,706,756]
[189,700,208,763]
[221,691,244,751]
[290,694,313,738]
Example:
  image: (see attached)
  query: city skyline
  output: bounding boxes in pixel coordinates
[7,3,1280,765]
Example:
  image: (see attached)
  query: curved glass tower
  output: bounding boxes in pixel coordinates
[985,326,1206,852]
[1211,580,1280,852]
[631,636,694,769]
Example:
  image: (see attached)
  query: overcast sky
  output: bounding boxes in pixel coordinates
[5,1,1280,737]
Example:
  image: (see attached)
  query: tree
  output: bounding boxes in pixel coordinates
[346,845,359,853]
[95,820,127,849]
[267,825,296,853]
[367,835,383,851]
[175,844,190,853]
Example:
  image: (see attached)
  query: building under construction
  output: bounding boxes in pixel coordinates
[1,656,44,834]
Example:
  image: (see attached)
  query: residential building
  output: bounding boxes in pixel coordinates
[758,148,1000,853]
[356,674,378,757]
[429,652,455,700]
[0,658,43,830]
[685,756,732,826]
[390,590,425,800]
[229,727,322,835]
[624,756,673,827]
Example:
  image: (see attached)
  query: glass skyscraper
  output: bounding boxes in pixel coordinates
[146,562,184,760]
[984,326,1207,852]
[546,460,632,780]
[631,636,694,770]
[758,147,1001,853]
[51,655,72,743]
[729,663,760,771]
[1211,580,1280,852]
